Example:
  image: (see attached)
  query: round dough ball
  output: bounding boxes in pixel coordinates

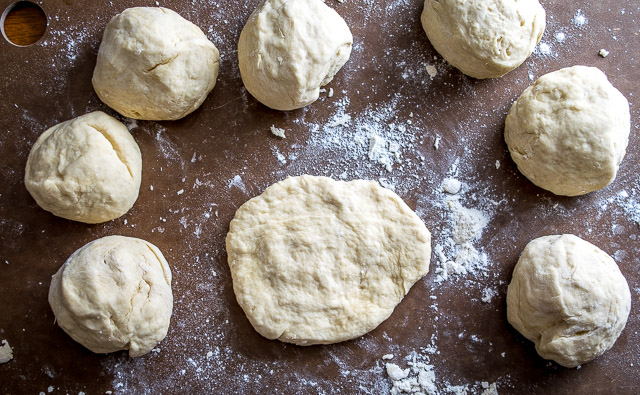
[24,111,142,224]
[92,7,220,120]
[226,175,431,345]
[49,235,173,357]
[238,0,353,111]
[421,0,545,79]
[507,234,631,368]
[505,66,630,196]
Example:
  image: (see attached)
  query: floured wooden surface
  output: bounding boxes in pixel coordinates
[0,0,638,393]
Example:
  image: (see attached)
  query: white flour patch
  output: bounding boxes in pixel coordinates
[442,178,462,195]
[228,175,247,194]
[154,127,184,166]
[426,65,438,79]
[535,42,554,57]
[0,339,13,363]
[385,352,501,395]
[272,147,287,165]
[573,9,588,27]
[270,125,286,138]
[433,196,491,284]
[125,119,138,131]
[481,287,498,304]
[281,93,429,194]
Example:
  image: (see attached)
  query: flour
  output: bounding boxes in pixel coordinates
[386,354,500,395]
[228,175,247,194]
[9,0,634,393]
[270,125,286,138]
[442,178,462,195]
[283,93,426,190]
[125,119,138,131]
[535,42,554,57]
[368,135,394,171]
[573,10,588,27]
[426,65,438,80]
[554,32,566,43]
[481,287,498,303]
[0,339,13,363]
[433,196,491,283]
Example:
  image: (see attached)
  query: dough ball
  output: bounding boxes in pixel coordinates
[24,111,142,224]
[505,66,630,196]
[92,7,220,120]
[226,175,431,345]
[49,235,173,357]
[421,0,545,79]
[507,234,631,368]
[238,0,352,111]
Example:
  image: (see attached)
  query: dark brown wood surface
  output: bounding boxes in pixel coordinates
[1,1,639,394]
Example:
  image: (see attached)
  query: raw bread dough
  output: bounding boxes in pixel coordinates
[505,66,630,196]
[507,234,631,368]
[24,111,141,224]
[48,235,173,357]
[226,175,431,345]
[238,0,352,111]
[421,0,545,79]
[92,7,220,120]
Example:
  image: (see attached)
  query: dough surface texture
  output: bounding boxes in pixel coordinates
[24,111,141,224]
[421,0,545,79]
[49,235,173,357]
[505,66,630,196]
[92,7,220,120]
[507,234,631,368]
[226,175,431,345]
[238,0,352,111]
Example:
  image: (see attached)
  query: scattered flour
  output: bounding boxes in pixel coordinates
[368,135,395,172]
[442,178,462,195]
[434,136,441,150]
[228,175,247,194]
[481,287,498,304]
[426,65,438,80]
[0,339,13,363]
[433,195,491,283]
[535,42,553,56]
[573,9,588,27]
[386,363,410,381]
[270,125,286,138]
[386,354,500,395]
[125,119,138,131]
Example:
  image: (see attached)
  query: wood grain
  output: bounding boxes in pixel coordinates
[2,3,47,46]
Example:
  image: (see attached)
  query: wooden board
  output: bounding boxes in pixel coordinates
[1,0,639,393]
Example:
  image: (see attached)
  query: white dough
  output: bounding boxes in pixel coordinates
[505,66,630,196]
[238,0,353,111]
[49,236,173,357]
[507,234,631,368]
[421,0,545,79]
[24,111,141,224]
[226,175,431,345]
[92,7,220,120]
